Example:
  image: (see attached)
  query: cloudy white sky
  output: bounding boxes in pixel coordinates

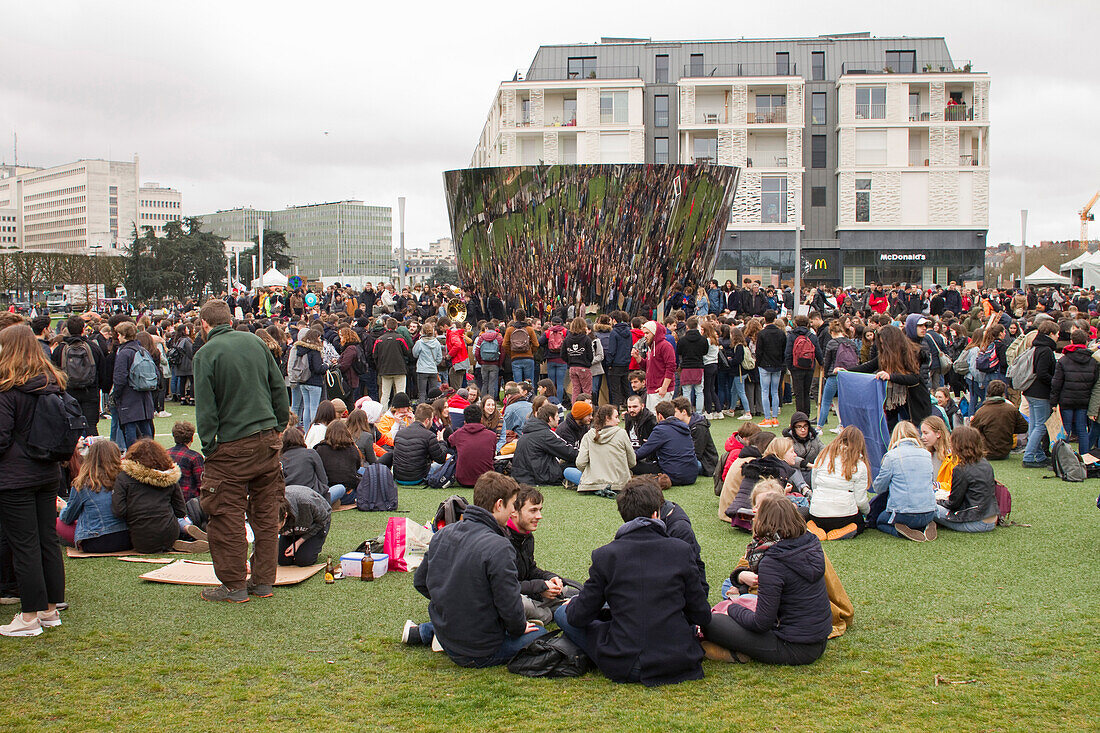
[2,1,1097,253]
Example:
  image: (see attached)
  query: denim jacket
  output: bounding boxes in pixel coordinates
[871,439,936,515]
[59,486,129,542]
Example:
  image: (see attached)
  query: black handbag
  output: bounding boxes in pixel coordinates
[324,366,349,402]
[506,630,591,678]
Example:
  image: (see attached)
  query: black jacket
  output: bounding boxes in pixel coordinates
[0,375,64,491]
[512,417,578,485]
[784,326,821,370]
[565,517,711,686]
[941,459,999,523]
[755,324,787,371]
[739,290,768,317]
[506,523,557,597]
[555,414,589,448]
[1050,346,1097,409]
[676,330,708,369]
[413,505,527,658]
[660,501,709,597]
[624,408,656,447]
[112,459,185,553]
[51,335,109,403]
[607,322,633,368]
[314,443,361,492]
[372,330,410,376]
[726,531,833,644]
[1023,333,1057,401]
[561,332,593,368]
[688,413,719,477]
[392,421,448,483]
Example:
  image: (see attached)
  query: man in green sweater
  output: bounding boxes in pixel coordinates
[193,299,290,603]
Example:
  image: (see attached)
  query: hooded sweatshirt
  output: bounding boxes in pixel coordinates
[634,417,699,485]
[782,412,824,467]
[111,459,185,553]
[641,323,677,394]
[576,424,637,492]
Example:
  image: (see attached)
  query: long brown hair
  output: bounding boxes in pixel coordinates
[480,397,501,432]
[0,325,67,391]
[74,440,122,492]
[124,438,175,470]
[951,425,985,465]
[591,404,618,431]
[257,329,282,360]
[814,426,869,482]
[323,418,355,449]
[875,325,918,375]
[753,494,806,539]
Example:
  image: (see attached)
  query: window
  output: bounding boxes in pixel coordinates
[654,137,669,164]
[520,98,531,124]
[655,54,669,83]
[568,56,597,79]
[855,129,887,165]
[600,91,629,124]
[654,95,669,127]
[855,86,886,119]
[811,186,826,207]
[811,92,826,125]
[776,52,790,75]
[600,132,629,163]
[855,179,871,222]
[811,52,825,80]
[909,92,921,121]
[754,94,786,123]
[563,98,577,126]
[811,135,827,168]
[693,136,717,163]
[762,177,787,223]
[885,50,916,74]
[689,53,704,77]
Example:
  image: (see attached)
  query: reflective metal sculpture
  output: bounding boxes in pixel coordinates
[443,164,739,316]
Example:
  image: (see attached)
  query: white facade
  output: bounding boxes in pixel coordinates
[138,183,183,236]
[835,73,990,231]
[0,206,17,247]
[427,236,454,261]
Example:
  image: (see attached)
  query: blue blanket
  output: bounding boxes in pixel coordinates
[837,371,889,478]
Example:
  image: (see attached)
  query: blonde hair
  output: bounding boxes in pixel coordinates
[763,436,793,460]
[750,478,785,507]
[814,426,869,482]
[889,421,921,449]
[920,416,952,460]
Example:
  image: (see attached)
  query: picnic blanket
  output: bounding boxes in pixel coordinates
[837,371,890,478]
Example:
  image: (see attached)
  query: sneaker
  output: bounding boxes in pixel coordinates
[56,602,69,611]
[757,419,771,427]
[740,413,753,420]
[830,427,844,434]
[923,522,938,542]
[1022,458,1051,468]
[806,520,826,541]
[401,619,422,645]
[185,524,208,541]
[155,411,172,418]
[174,539,210,554]
[247,583,274,598]
[37,610,62,628]
[825,523,859,541]
[0,613,42,637]
[200,585,249,603]
[895,524,927,542]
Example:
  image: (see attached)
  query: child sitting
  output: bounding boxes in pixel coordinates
[57,440,132,553]
[934,426,1000,533]
[808,426,871,540]
[112,439,207,553]
[167,421,204,503]
[783,412,823,472]
[721,421,761,482]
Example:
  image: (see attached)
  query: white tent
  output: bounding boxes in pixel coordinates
[1024,265,1071,285]
[1059,252,1094,272]
[1058,251,1100,289]
[251,267,289,288]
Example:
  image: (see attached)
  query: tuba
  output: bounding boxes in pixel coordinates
[447,299,467,323]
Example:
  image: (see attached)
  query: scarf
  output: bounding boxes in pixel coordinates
[885,380,908,411]
[742,534,779,575]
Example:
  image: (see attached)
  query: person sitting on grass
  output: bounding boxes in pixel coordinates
[448,403,498,488]
[502,381,534,440]
[536,378,560,406]
[628,370,647,402]
[392,403,449,485]
[280,427,342,505]
[553,477,711,686]
[934,426,1000,534]
[728,437,810,526]
[970,380,1029,460]
[507,484,577,624]
[656,479,709,598]
[673,396,720,478]
[782,412,823,474]
[807,427,871,540]
[575,405,636,493]
[167,421,205,503]
[404,472,546,665]
[57,440,132,553]
[703,494,832,665]
[722,421,762,482]
[720,432,776,525]
[513,403,579,487]
[869,421,937,542]
[624,394,656,449]
[556,398,593,448]
[633,401,700,486]
[920,416,958,495]
[111,438,207,554]
[304,400,338,449]
[279,484,332,567]
[314,419,361,506]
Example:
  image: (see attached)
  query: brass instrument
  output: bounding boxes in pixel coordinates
[447,299,467,323]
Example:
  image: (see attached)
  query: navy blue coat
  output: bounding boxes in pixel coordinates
[727,532,833,644]
[607,322,633,368]
[111,340,155,425]
[566,518,711,686]
[634,417,699,485]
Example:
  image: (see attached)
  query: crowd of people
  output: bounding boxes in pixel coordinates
[0,274,1091,687]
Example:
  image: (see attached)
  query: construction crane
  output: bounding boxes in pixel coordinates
[1082,191,1100,243]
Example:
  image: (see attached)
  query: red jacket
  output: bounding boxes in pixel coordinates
[629,328,646,369]
[641,323,677,394]
[446,328,469,364]
[448,422,497,487]
[869,294,888,314]
[722,435,745,480]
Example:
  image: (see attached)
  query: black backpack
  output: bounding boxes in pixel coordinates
[506,630,591,678]
[61,341,97,389]
[355,464,398,511]
[354,343,371,375]
[21,391,87,462]
[432,494,469,531]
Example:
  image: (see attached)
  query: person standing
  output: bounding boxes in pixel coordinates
[51,315,107,437]
[1021,321,1058,468]
[372,318,410,411]
[192,300,290,603]
[755,311,787,427]
[111,321,156,451]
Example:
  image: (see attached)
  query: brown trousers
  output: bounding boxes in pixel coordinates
[199,430,284,589]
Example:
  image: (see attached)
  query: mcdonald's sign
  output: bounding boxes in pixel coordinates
[802,251,838,278]
[813,258,828,270]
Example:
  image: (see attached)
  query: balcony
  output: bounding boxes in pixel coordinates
[909,151,929,167]
[694,112,728,124]
[959,154,980,166]
[945,104,975,121]
[747,108,787,124]
[682,62,798,78]
[745,153,789,168]
[855,104,887,120]
[841,60,973,75]
[909,107,930,122]
[521,65,641,82]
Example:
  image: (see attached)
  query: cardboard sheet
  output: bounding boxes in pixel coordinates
[333,502,358,512]
[139,559,324,586]
[67,547,185,559]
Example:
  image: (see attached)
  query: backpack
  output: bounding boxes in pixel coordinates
[953,348,972,376]
[432,494,469,531]
[61,341,97,389]
[355,464,398,511]
[1007,346,1037,392]
[509,325,531,354]
[425,455,456,490]
[479,335,500,363]
[354,343,371,375]
[792,333,816,370]
[127,347,160,392]
[833,339,859,372]
[506,630,592,678]
[975,343,999,373]
[288,347,311,384]
[1050,439,1086,482]
[166,344,183,368]
[741,345,756,371]
[994,481,1012,526]
[20,391,87,462]
[546,326,566,352]
[323,366,349,402]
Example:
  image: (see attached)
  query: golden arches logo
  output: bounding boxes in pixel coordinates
[813,258,828,270]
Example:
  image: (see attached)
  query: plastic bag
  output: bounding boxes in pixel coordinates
[382,517,433,572]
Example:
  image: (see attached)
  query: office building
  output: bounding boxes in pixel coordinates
[197,201,392,280]
[138,183,183,236]
[470,34,989,287]
[393,237,457,285]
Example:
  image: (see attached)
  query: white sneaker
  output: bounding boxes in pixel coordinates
[155,411,172,418]
[0,613,42,637]
[431,634,445,653]
[830,426,844,434]
[740,413,753,420]
[37,610,62,628]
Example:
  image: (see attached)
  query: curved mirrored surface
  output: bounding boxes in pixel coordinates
[443,164,739,315]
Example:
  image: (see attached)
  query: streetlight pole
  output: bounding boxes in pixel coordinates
[258,217,265,282]
[793,197,801,316]
[1019,209,1028,288]
[398,197,406,291]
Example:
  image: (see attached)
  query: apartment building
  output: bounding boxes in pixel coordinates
[138,183,183,236]
[393,238,456,285]
[470,34,989,288]
[197,201,392,280]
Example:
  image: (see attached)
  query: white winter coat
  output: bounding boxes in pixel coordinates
[810,459,871,518]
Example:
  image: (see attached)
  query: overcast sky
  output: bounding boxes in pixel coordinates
[2,1,1097,254]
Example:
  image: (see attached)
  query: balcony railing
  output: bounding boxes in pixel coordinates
[959,154,980,166]
[855,104,887,120]
[521,65,641,82]
[909,107,930,121]
[682,62,798,78]
[841,60,973,75]
[745,153,789,168]
[945,104,975,121]
[747,108,787,124]
[696,112,728,124]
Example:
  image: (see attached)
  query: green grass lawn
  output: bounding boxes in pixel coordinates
[1,402,1098,732]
